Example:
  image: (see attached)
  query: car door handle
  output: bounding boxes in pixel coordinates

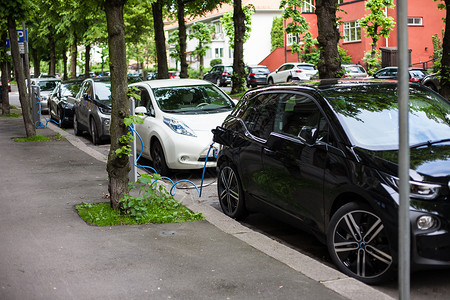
[263,148,276,156]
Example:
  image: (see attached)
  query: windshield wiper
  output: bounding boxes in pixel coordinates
[411,139,450,148]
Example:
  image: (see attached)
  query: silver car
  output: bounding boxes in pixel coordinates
[30,78,61,113]
[73,77,112,145]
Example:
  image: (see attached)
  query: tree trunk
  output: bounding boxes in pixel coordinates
[315,0,341,78]
[177,0,188,78]
[152,0,169,79]
[31,48,40,77]
[85,44,91,79]
[231,0,245,94]
[1,32,10,115]
[49,34,56,76]
[63,48,68,80]
[104,0,130,211]
[7,16,35,137]
[439,0,450,99]
[199,49,204,78]
[70,35,77,79]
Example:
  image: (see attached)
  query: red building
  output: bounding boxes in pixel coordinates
[260,0,446,72]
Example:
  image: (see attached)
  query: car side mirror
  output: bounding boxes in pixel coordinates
[135,106,148,115]
[212,126,233,147]
[298,126,316,145]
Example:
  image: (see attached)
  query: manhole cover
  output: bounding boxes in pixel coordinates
[159,231,177,236]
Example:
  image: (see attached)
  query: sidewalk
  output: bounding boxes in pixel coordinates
[0,116,394,300]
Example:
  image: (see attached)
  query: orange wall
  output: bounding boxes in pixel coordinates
[259,0,446,69]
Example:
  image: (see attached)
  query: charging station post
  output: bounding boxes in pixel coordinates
[129,98,137,182]
[31,85,40,126]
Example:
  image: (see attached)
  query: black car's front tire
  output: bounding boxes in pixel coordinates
[217,162,247,220]
[151,139,169,175]
[327,202,394,285]
[90,118,100,145]
[73,113,82,136]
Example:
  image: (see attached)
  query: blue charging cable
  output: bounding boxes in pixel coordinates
[129,124,214,198]
[34,93,66,128]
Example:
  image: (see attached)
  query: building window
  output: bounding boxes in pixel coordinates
[214,22,223,34]
[343,21,361,42]
[408,17,423,26]
[301,0,315,13]
[215,48,223,58]
[287,33,299,46]
[229,48,233,58]
[337,0,344,4]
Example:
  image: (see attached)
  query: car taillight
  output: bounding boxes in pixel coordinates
[249,73,256,76]
[222,72,229,76]
[294,70,303,73]
[409,78,421,83]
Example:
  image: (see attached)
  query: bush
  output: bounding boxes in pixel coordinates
[188,68,202,79]
[210,58,222,67]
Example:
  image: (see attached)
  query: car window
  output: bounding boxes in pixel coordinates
[135,87,155,116]
[152,85,234,113]
[278,65,288,72]
[344,66,365,73]
[224,66,233,74]
[274,94,321,141]
[296,65,315,71]
[38,80,59,91]
[410,70,426,79]
[241,93,279,140]
[85,81,93,98]
[94,82,112,104]
[61,82,82,98]
[322,84,450,150]
[250,67,270,74]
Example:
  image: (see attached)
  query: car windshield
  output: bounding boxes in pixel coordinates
[344,66,365,73]
[152,85,235,114]
[296,65,315,70]
[38,80,59,91]
[94,82,112,106]
[410,70,427,79]
[61,82,82,97]
[321,84,450,150]
[224,67,233,74]
[250,67,269,74]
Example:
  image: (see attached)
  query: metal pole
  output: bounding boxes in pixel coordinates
[129,98,137,183]
[22,23,31,99]
[397,0,410,299]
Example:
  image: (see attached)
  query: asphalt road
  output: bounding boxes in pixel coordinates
[7,85,450,299]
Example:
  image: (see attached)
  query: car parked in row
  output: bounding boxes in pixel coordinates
[267,63,317,84]
[48,79,83,128]
[73,77,112,145]
[129,79,235,174]
[203,65,233,87]
[372,66,428,82]
[245,65,270,88]
[30,78,61,113]
[342,64,368,78]
[421,73,441,92]
[213,79,450,285]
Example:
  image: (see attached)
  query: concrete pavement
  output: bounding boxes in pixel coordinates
[0,115,394,300]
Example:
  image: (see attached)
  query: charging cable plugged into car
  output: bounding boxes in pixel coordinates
[32,90,67,129]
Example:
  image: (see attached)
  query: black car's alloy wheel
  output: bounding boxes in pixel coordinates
[217,163,247,220]
[327,202,393,285]
[216,78,221,87]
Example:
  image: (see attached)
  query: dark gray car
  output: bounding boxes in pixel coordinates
[73,77,112,145]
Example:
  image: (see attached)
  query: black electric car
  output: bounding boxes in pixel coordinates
[213,79,450,284]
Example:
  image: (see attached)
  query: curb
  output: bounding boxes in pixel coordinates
[47,122,395,300]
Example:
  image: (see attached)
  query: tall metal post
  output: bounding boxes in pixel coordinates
[397,0,410,298]
[129,98,137,182]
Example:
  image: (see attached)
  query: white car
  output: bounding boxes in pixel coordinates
[342,64,368,78]
[129,79,236,174]
[267,63,318,84]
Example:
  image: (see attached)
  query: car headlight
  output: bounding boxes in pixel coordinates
[98,106,111,114]
[163,117,196,137]
[387,175,441,200]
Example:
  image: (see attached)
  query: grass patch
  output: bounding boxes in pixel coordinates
[76,173,204,226]
[13,133,65,142]
[0,112,21,118]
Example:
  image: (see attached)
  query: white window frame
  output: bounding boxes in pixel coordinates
[408,17,423,26]
[343,21,361,42]
[337,0,344,4]
[301,0,315,13]
[215,48,223,58]
[287,33,299,46]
